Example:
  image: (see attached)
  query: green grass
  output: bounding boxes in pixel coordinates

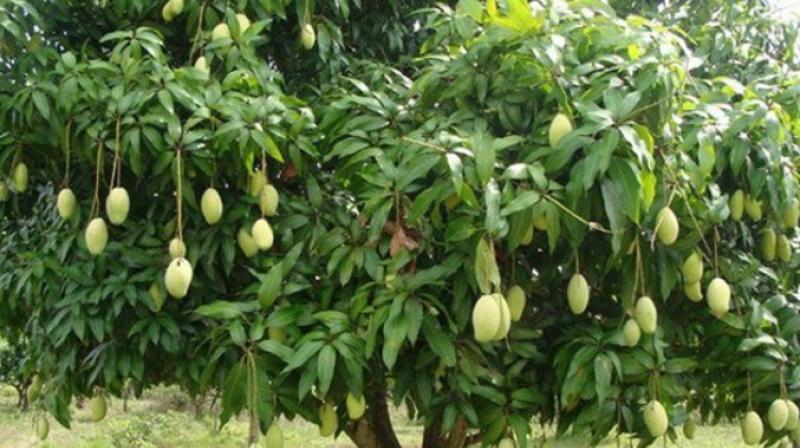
[0,385,752,447]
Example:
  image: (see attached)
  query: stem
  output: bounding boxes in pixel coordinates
[188,0,210,64]
[678,189,715,265]
[400,136,447,153]
[110,115,121,188]
[543,194,612,233]
[64,119,72,187]
[91,139,104,218]
[246,351,260,445]
[176,146,183,241]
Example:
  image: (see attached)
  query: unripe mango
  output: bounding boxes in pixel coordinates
[264,422,283,448]
[520,224,534,246]
[656,207,679,245]
[498,438,516,448]
[472,294,501,342]
[777,234,792,262]
[683,419,696,440]
[346,393,366,420]
[85,218,109,255]
[165,256,193,299]
[57,188,77,219]
[769,398,789,430]
[318,403,337,437]
[634,296,658,334]
[706,277,730,316]
[194,56,209,74]
[745,195,763,221]
[730,190,744,221]
[201,187,223,224]
[252,218,274,251]
[36,416,49,440]
[89,395,107,422]
[533,213,548,231]
[249,172,267,196]
[12,163,28,192]
[741,411,763,445]
[105,187,130,225]
[301,23,316,50]
[682,252,704,284]
[492,293,511,341]
[149,282,164,311]
[643,400,668,437]
[0,183,8,201]
[268,327,286,343]
[237,228,258,258]
[506,285,526,321]
[235,13,251,33]
[684,282,703,302]
[567,273,589,314]
[623,319,641,347]
[259,184,279,216]
[212,23,230,41]
[548,113,572,148]
[785,400,799,430]
[444,194,461,210]
[168,238,186,259]
[162,1,175,21]
[171,0,184,15]
[761,228,776,261]
[28,375,42,402]
[793,425,800,443]
[784,201,800,228]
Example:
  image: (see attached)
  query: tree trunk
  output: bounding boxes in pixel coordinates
[16,385,28,412]
[422,414,470,448]
[345,374,402,448]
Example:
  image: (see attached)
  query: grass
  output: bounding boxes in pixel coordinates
[0,385,753,447]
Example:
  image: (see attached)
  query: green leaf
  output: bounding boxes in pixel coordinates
[421,316,456,367]
[195,300,260,319]
[259,265,283,308]
[594,353,612,404]
[607,158,642,223]
[473,132,495,186]
[284,340,325,373]
[316,345,337,395]
[501,190,541,216]
[474,238,500,294]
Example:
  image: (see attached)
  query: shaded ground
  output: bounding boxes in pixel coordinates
[0,386,751,447]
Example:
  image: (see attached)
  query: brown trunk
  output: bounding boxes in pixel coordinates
[445,415,469,448]
[422,418,445,448]
[422,414,470,448]
[16,385,28,412]
[345,373,402,448]
[364,381,402,448]
[345,418,380,448]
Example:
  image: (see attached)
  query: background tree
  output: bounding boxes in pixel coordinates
[1,0,800,447]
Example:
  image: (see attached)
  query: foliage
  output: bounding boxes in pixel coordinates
[1,0,800,447]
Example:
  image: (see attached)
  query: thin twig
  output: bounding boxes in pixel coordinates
[543,194,613,234]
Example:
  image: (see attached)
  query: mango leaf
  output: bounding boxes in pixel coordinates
[474,238,500,294]
[194,300,260,319]
[317,345,336,395]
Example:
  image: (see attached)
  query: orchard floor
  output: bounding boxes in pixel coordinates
[0,385,750,448]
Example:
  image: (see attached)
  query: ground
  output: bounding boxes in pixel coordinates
[0,386,752,447]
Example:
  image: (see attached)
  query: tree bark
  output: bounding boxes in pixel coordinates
[422,414,469,448]
[16,385,28,412]
[345,374,402,448]
[364,381,402,448]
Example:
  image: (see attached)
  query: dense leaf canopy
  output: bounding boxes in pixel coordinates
[2,0,800,446]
